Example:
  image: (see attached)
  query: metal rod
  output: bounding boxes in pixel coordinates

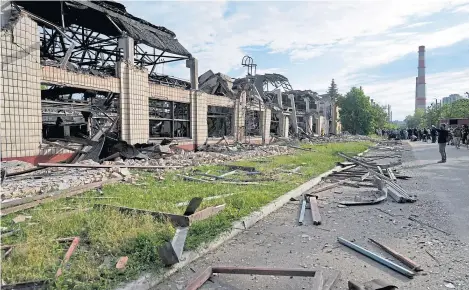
[337,237,415,278]
[369,238,422,271]
[298,199,306,225]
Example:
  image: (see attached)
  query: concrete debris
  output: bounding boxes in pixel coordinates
[12,214,31,224]
[116,256,128,270]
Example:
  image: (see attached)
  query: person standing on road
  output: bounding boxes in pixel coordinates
[436,124,449,163]
[453,126,462,149]
[462,124,469,145]
[430,125,437,143]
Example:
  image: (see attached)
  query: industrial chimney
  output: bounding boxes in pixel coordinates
[415,46,426,112]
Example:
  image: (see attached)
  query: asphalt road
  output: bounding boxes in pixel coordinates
[404,141,469,242]
[159,141,469,290]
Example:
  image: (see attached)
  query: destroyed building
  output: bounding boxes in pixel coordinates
[0,1,340,164]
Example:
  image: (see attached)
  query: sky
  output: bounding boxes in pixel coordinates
[124,0,469,120]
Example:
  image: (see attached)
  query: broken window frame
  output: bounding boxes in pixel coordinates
[245,110,261,137]
[149,99,190,139]
[207,106,233,138]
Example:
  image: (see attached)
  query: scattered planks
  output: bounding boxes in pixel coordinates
[37,163,182,169]
[1,178,122,216]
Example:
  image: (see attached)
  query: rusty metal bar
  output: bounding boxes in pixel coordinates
[185,267,213,290]
[211,266,316,276]
[368,238,422,271]
[308,195,322,225]
[56,237,80,277]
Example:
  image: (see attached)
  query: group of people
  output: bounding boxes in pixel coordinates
[396,124,469,163]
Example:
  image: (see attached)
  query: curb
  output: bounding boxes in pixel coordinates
[117,149,370,290]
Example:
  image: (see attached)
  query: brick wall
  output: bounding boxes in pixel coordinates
[41,66,120,93]
[1,14,42,159]
[191,91,208,146]
[206,94,234,108]
[118,62,149,144]
[149,83,190,103]
[261,108,272,144]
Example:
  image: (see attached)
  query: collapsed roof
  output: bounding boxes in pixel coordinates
[15,1,191,57]
[198,70,235,98]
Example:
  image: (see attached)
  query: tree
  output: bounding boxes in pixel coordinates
[440,99,469,119]
[327,79,339,102]
[337,87,373,135]
[369,103,388,131]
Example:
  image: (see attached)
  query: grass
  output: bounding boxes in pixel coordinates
[0,142,371,289]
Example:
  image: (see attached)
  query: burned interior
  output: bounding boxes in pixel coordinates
[207,106,233,138]
[149,99,190,138]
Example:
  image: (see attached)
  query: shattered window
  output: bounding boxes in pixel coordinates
[149,99,190,138]
[245,110,261,136]
[271,113,279,134]
[174,103,190,120]
[207,106,233,137]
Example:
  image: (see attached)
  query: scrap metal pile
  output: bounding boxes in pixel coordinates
[287,140,430,288]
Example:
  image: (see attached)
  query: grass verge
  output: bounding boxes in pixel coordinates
[1,142,371,289]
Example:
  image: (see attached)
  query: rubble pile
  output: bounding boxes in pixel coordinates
[298,133,379,144]
[0,145,294,201]
[0,134,376,202]
[125,144,295,167]
[0,160,135,201]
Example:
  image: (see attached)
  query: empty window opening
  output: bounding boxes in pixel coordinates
[149,99,190,138]
[41,84,119,141]
[207,106,233,137]
[245,110,261,136]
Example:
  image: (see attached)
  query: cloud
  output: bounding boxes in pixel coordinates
[126,0,469,75]
[361,68,469,120]
[405,22,432,28]
[123,0,469,119]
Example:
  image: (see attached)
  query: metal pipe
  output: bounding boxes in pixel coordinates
[337,237,415,278]
[298,199,306,225]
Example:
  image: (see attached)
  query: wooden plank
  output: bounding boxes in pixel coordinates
[211,266,316,276]
[185,267,213,290]
[56,237,80,277]
[308,196,322,225]
[37,163,182,169]
[189,204,226,223]
[94,204,190,227]
[1,178,121,215]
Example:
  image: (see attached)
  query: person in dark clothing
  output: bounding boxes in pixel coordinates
[436,124,449,163]
[462,124,469,145]
[430,125,437,143]
[423,128,428,142]
[407,128,412,139]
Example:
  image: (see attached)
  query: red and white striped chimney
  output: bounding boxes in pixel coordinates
[415,45,426,112]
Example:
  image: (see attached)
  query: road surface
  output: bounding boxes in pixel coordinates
[159,141,469,290]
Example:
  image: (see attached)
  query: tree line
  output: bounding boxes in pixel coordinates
[404,98,469,129]
[326,80,394,135]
